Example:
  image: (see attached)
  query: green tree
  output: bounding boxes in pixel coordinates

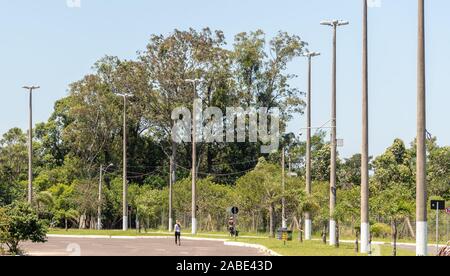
[311,182,330,244]
[54,209,79,231]
[0,207,11,254]
[428,143,450,199]
[371,185,414,256]
[197,178,235,232]
[338,154,371,187]
[2,202,48,255]
[35,191,55,219]
[0,128,28,204]
[48,183,77,229]
[334,186,360,250]
[236,158,282,238]
[135,186,164,231]
[372,139,414,190]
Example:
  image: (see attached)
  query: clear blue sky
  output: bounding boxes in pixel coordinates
[0,0,449,158]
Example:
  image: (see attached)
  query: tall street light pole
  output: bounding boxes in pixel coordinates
[321,19,348,246]
[185,78,201,235]
[303,51,320,240]
[361,0,370,254]
[416,0,428,256]
[23,85,40,205]
[117,93,132,231]
[281,146,286,229]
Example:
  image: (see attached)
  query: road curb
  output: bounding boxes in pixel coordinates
[224,241,282,256]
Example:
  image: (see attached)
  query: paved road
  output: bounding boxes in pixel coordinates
[22,237,266,256]
[396,243,444,256]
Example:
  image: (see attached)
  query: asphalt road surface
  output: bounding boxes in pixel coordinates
[23,237,266,256]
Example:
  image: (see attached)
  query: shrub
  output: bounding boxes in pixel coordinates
[1,202,48,255]
[371,223,391,239]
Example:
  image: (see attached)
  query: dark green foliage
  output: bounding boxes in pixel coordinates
[0,202,48,255]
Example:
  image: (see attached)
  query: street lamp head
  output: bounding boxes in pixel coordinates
[320,20,349,27]
[320,21,334,26]
[23,86,40,91]
[303,51,321,58]
[337,21,350,26]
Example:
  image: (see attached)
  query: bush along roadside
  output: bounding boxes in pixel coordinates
[0,202,48,255]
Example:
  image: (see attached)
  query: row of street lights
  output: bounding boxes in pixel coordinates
[21,0,428,255]
[302,0,427,256]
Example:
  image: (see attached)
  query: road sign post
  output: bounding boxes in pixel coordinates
[282,231,288,246]
[431,200,445,254]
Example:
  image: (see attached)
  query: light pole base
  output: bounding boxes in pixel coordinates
[305,219,312,240]
[360,222,370,253]
[282,219,287,229]
[191,217,197,235]
[97,218,102,230]
[169,218,173,232]
[416,221,428,256]
[329,220,336,246]
[123,216,128,231]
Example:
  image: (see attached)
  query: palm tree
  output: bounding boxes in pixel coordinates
[55,209,79,231]
[35,191,55,218]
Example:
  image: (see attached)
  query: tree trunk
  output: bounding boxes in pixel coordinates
[136,212,140,233]
[65,218,68,231]
[8,241,20,255]
[299,217,303,243]
[355,230,360,253]
[322,224,327,244]
[269,203,275,238]
[335,221,340,248]
[392,221,398,257]
[252,212,256,233]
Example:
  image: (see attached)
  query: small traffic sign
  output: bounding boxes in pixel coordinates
[431,200,445,210]
[231,207,239,215]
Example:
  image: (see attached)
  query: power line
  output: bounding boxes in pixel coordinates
[175,164,253,177]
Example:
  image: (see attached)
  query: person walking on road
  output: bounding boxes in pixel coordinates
[174,220,182,246]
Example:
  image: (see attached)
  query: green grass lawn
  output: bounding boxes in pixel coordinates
[235,238,415,256]
[48,228,416,256]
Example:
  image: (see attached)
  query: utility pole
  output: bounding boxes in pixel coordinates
[416,0,428,256]
[361,0,370,254]
[117,93,132,231]
[185,79,201,235]
[23,85,40,205]
[98,164,103,230]
[303,51,320,240]
[169,157,173,232]
[321,19,349,246]
[281,146,287,229]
